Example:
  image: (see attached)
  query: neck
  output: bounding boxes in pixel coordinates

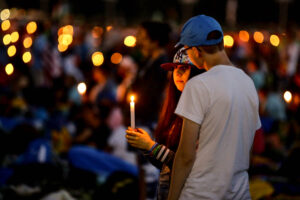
[205,50,233,70]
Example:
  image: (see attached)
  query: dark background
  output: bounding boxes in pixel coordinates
[2,0,300,26]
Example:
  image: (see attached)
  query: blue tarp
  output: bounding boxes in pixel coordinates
[68,145,138,177]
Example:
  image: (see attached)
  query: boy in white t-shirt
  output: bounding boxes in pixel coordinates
[168,15,261,200]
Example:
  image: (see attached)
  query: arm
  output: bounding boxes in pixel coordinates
[168,117,200,200]
[126,128,175,169]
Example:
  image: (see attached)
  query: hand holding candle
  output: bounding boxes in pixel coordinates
[130,95,135,129]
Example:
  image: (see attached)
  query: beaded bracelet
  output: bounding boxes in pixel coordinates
[147,142,158,154]
[151,144,161,157]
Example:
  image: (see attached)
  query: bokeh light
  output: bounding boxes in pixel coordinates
[1,20,10,31]
[7,45,16,57]
[58,43,68,52]
[224,35,234,47]
[111,52,123,64]
[270,34,280,47]
[58,34,73,46]
[26,21,37,34]
[23,37,33,48]
[253,31,264,43]
[92,26,103,38]
[22,52,32,63]
[5,63,14,75]
[106,26,112,32]
[283,91,292,103]
[239,30,250,42]
[63,25,74,35]
[3,34,11,45]
[124,36,136,47]
[0,9,10,20]
[92,52,104,66]
[77,82,87,95]
[11,31,19,43]
[57,25,74,52]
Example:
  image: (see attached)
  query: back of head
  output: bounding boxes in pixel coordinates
[140,21,171,47]
[177,15,224,54]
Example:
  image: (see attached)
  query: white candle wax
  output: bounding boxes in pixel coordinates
[130,96,135,129]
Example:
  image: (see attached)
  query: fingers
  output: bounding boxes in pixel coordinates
[128,127,138,131]
[126,130,143,136]
[137,128,148,135]
[125,134,136,140]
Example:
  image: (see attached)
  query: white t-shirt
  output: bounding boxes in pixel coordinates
[175,65,261,200]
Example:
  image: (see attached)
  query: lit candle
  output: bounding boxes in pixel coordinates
[130,95,135,129]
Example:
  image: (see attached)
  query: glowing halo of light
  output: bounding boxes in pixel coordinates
[92,51,104,66]
[239,30,249,42]
[11,31,19,43]
[5,63,14,75]
[224,35,234,47]
[124,36,136,47]
[3,34,11,45]
[22,51,32,63]
[253,31,264,43]
[77,82,87,95]
[1,20,10,31]
[26,21,37,34]
[270,34,280,47]
[283,91,292,103]
[23,37,33,48]
[111,52,123,64]
[1,9,10,20]
[7,45,16,57]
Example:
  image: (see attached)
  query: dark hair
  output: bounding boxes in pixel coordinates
[154,66,205,151]
[201,30,224,54]
[140,21,171,47]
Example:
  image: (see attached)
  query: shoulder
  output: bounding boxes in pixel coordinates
[185,73,208,91]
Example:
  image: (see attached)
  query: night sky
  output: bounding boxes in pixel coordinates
[2,0,300,26]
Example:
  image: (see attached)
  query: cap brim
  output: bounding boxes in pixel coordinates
[161,63,195,71]
[160,63,177,71]
[174,42,182,48]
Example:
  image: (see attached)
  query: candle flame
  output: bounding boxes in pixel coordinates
[283,91,292,103]
[131,95,134,102]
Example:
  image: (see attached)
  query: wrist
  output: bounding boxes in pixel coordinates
[147,141,157,152]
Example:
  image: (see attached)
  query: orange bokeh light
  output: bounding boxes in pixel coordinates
[253,31,264,43]
[58,43,68,52]
[26,21,37,34]
[106,26,112,32]
[1,20,10,31]
[111,52,123,64]
[23,37,33,48]
[239,30,249,42]
[92,26,103,38]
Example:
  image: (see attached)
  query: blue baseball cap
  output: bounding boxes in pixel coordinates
[176,15,223,47]
[161,47,195,70]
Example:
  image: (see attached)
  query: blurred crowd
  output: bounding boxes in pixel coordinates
[0,6,300,200]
